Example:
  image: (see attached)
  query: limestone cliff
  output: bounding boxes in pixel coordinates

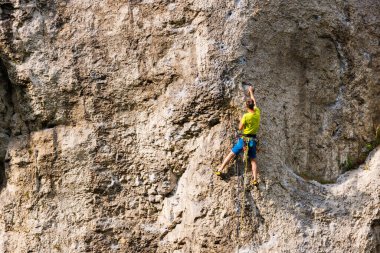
[0,0,379,252]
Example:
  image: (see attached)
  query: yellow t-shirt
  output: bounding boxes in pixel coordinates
[241,107,260,135]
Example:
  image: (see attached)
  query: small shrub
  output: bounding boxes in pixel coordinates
[365,143,373,153]
[340,126,380,173]
[363,126,380,155]
[340,157,355,172]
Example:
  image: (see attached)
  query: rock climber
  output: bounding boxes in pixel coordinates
[215,85,261,186]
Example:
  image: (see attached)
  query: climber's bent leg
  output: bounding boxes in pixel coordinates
[217,152,236,172]
[217,138,244,173]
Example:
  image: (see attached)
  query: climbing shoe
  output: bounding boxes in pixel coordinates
[250,180,258,186]
[214,171,222,176]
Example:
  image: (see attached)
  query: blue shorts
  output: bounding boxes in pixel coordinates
[231,138,257,158]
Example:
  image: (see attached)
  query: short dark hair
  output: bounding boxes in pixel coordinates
[246,99,254,109]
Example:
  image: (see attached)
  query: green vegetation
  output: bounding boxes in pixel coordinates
[340,157,355,172]
[363,125,380,155]
[340,125,380,172]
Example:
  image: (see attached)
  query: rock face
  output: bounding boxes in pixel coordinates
[0,0,379,252]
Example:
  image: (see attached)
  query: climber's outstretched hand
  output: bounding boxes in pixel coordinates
[248,85,256,107]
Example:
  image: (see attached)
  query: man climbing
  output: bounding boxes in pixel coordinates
[215,86,261,186]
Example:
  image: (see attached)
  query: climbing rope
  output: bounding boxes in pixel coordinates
[226,108,257,244]
[226,109,251,240]
[240,138,250,231]
[225,110,242,240]
[233,121,241,239]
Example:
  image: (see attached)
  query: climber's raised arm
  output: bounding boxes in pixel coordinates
[248,86,257,107]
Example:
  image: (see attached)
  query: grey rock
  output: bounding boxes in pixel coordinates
[0,0,378,253]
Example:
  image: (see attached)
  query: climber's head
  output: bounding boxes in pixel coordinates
[246,99,254,110]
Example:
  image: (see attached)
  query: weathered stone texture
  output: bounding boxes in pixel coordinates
[0,0,378,252]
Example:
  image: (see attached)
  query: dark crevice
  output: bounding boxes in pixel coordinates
[1,58,35,136]
[0,3,15,21]
[0,57,32,190]
[0,58,14,189]
[369,218,380,252]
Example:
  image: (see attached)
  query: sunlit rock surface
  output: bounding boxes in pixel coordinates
[0,0,379,252]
